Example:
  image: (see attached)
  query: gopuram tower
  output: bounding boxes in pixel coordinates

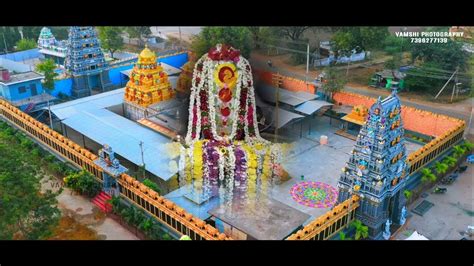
[65,26,112,98]
[337,86,408,239]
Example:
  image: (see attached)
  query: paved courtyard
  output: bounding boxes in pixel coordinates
[269,115,422,221]
[393,165,474,240]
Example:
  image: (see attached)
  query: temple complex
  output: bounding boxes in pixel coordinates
[65,26,113,98]
[338,86,408,239]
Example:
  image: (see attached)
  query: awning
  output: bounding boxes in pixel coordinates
[294,100,333,115]
[274,108,304,129]
[257,84,318,107]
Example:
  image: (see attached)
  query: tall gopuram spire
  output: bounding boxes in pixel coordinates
[65,27,112,98]
[337,86,408,239]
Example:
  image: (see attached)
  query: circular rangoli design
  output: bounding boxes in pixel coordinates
[290,181,338,208]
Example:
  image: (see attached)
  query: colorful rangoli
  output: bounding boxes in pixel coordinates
[290,181,338,208]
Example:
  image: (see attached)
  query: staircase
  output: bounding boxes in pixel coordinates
[91,191,112,213]
[24,102,36,113]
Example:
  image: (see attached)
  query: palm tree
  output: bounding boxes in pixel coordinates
[434,162,448,175]
[351,219,369,240]
[453,145,466,158]
[421,168,437,183]
[139,218,153,237]
[403,190,413,200]
[442,156,457,168]
[108,196,122,214]
[338,231,352,240]
[462,140,473,151]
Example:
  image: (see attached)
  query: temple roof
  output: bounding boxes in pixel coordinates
[138,45,156,64]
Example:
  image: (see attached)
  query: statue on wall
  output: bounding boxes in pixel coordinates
[399,206,407,225]
[383,219,392,240]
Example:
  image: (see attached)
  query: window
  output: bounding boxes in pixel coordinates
[30,84,38,96]
[18,86,27,94]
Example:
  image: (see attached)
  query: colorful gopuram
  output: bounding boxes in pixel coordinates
[337,86,408,239]
[123,46,175,121]
[37,27,68,66]
[124,46,174,107]
[65,26,112,98]
[175,44,283,210]
[37,27,56,48]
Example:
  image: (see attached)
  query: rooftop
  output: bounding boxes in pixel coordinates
[61,107,177,181]
[49,88,178,181]
[0,71,43,86]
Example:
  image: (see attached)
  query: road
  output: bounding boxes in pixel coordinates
[393,165,473,240]
[249,54,473,137]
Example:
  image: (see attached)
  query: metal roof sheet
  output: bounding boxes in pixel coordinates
[294,100,333,115]
[49,88,125,120]
[62,107,177,181]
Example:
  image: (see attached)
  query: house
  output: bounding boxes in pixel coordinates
[0,66,54,113]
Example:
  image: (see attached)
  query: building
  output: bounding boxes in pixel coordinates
[0,65,54,113]
[65,27,113,98]
[337,86,408,239]
[123,45,175,120]
[37,27,67,66]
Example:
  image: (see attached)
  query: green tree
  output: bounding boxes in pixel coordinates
[442,156,457,168]
[190,27,252,58]
[462,140,473,151]
[142,178,161,194]
[409,39,468,71]
[434,161,449,175]
[321,66,347,101]
[0,122,61,239]
[332,27,389,52]
[453,145,466,158]
[404,61,449,94]
[350,219,369,240]
[420,168,437,183]
[64,169,101,197]
[50,27,69,40]
[383,34,409,55]
[125,26,151,46]
[16,38,37,51]
[21,26,43,40]
[0,27,21,52]
[403,190,413,200]
[332,31,354,54]
[97,27,124,59]
[35,59,58,92]
[338,231,352,240]
[247,26,274,49]
[276,27,311,41]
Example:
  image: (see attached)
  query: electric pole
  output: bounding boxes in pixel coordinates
[139,141,145,180]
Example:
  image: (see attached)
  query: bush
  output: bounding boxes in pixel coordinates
[142,178,161,194]
[63,169,101,197]
[45,154,56,163]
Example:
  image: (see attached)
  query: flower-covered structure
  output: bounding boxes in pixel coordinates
[177,44,283,207]
[124,45,174,108]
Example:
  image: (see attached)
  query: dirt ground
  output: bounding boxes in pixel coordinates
[40,175,139,240]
